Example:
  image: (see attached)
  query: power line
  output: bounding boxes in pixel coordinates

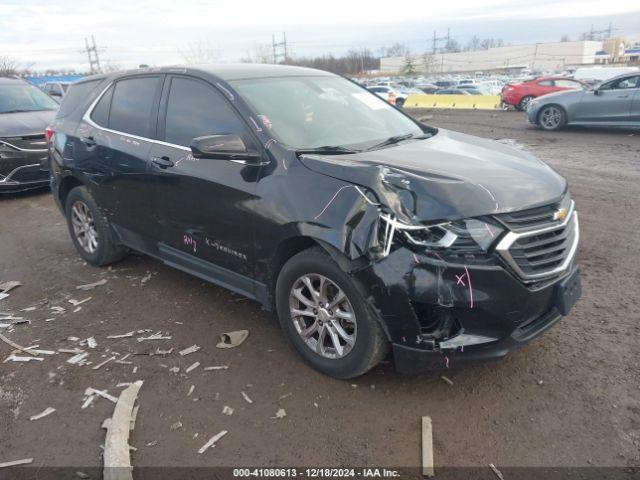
[272,32,289,63]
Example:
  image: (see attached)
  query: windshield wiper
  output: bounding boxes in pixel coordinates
[366,133,431,151]
[295,145,360,155]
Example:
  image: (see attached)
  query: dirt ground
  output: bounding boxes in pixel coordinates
[1,110,638,478]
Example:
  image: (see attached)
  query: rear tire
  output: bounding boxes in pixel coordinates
[395,98,405,108]
[276,247,388,379]
[65,186,127,266]
[517,95,533,111]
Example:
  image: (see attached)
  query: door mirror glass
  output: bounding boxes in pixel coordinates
[190,134,260,161]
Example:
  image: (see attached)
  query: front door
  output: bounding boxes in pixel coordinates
[575,75,639,123]
[149,75,263,290]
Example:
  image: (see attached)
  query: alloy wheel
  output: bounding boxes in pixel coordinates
[540,106,562,129]
[71,201,98,254]
[289,273,357,359]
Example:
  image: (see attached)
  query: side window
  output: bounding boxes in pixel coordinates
[163,77,247,148]
[555,80,582,89]
[614,76,639,89]
[109,76,161,138]
[91,85,113,126]
[537,80,554,87]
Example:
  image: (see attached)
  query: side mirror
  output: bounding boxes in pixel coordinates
[190,134,260,162]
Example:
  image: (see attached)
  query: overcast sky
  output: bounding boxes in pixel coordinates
[2,0,640,71]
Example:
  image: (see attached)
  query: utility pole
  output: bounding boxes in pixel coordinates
[431,29,450,54]
[272,32,289,64]
[84,35,101,74]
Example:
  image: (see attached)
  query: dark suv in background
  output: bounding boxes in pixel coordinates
[48,65,581,378]
[1,76,58,192]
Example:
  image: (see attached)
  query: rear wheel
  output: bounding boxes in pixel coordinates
[395,98,405,108]
[517,95,533,111]
[65,186,127,266]
[276,248,388,378]
[538,105,566,131]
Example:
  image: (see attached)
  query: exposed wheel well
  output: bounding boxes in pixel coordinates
[58,176,84,212]
[267,236,321,308]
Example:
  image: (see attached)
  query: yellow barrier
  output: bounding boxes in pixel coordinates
[405,94,502,110]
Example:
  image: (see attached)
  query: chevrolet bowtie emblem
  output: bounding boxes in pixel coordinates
[553,208,568,221]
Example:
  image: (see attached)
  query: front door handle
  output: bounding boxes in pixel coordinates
[616,94,629,98]
[151,156,174,168]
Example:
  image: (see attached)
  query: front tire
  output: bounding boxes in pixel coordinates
[65,186,127,266]
[537,105,566,131]
[276,247,388,379]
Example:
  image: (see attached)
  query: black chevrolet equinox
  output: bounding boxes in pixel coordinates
[48,65,581,378]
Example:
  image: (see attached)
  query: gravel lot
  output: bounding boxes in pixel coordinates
[1,110,638,478]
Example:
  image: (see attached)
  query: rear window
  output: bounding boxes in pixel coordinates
[56,79,102,118]
[108,76,161,138]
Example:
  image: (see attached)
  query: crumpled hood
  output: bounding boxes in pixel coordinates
[0,110,56,137]
[299,128,566,223]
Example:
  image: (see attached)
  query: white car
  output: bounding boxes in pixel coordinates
[367,86,408,107]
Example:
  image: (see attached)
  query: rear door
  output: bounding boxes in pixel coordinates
[148,75,262,284]
[574,75,639,123]
[81,75,163,241]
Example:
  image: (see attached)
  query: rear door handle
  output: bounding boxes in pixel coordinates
[80,136,96,147]
[151,156,174,168]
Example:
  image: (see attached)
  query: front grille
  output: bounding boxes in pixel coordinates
[0,134,47,151]
[496,194,572,232]
[496,200,579,281]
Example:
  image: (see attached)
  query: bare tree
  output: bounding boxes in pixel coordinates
[240,43,273,64]
[560,35,571,42]
[178,39,220,64]
[0,56,20,76]
[421,53,436,73]
[384,43,410,57]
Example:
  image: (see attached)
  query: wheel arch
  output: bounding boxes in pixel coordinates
[58,175,85,212]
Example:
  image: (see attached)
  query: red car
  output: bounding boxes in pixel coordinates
[501,77,589,110]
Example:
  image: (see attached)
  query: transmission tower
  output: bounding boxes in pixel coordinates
[84,36,102,73]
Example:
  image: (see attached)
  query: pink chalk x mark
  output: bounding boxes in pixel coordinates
[445,356,450,369]
[455,273,467,287]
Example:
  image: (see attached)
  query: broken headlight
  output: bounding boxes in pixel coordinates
[379,214,504,264]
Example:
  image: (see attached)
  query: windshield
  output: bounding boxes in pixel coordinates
[0,83,59,114]
[231,76,424,150]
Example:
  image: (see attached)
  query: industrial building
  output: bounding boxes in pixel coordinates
[381,40,604,74]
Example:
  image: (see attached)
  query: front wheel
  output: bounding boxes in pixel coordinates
[276,248,389,379]
[538,105,566,131]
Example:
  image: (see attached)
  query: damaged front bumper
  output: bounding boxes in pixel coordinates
[353,246,581,373]
[0,149,50,193]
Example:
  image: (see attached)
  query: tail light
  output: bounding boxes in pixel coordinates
[388,92,397,105]
[45,126,53,144]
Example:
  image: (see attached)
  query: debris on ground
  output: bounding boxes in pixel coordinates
[137,331,171,342]
[146,440,157,447]
[185,361,200,373]
[422,416,434,477]
[222,405,234,416]
[179,344,200,356]
[197,430,228,454]
[4,355,44,362]
[489,463,505,480]
[21,306,37,312]
[0,316,30,329]
[204,365,228,371]
[216,330,249,349]
[440,375,454,385]
[241,391,253,404]
[85,388,119,404]
[279,393,292,400]
[169,421,183,431]
[107,331,134,339]
[273,408,286,419]
[76,471,90,479]
[76,279,108,291]
[29,407,56,421]
[67,352,89,365]
[0,280,22,297]
[68,297,92,307]
[102,380,143,480]
[187,385,195,397]
[0,458,34,468]
[86,337,97,349]
[93,356,116,370]
[0,333,39,356]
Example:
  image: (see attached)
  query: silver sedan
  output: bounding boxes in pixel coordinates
[526,73,640,131]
